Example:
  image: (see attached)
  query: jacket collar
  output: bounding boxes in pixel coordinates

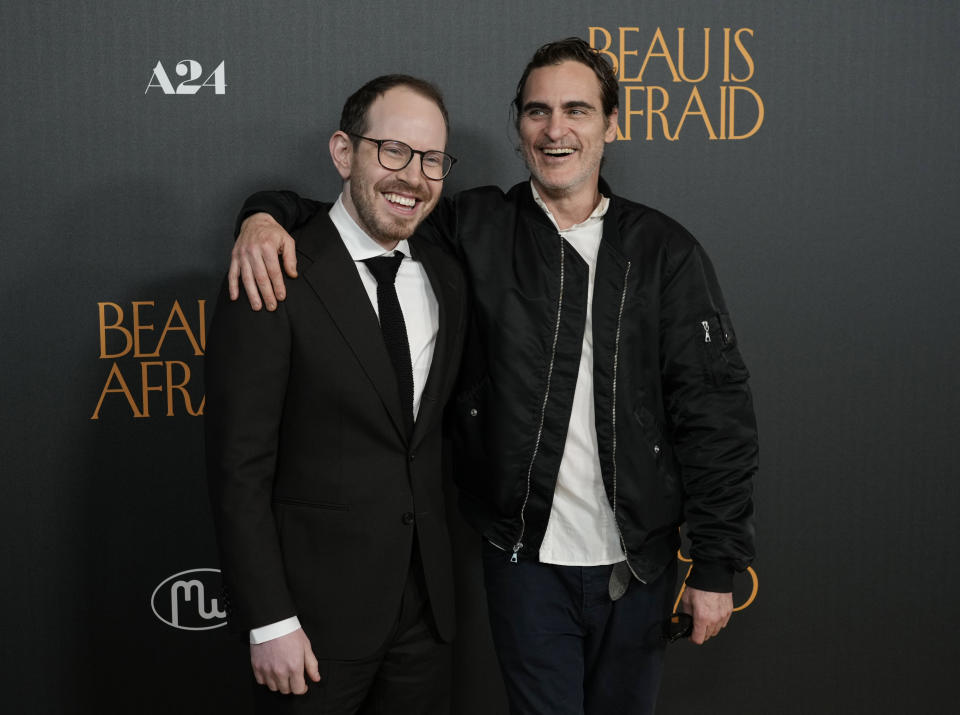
[513,176,629,266]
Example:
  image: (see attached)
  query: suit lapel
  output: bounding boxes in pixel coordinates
[409,236,463,449]
[296,212,408,441]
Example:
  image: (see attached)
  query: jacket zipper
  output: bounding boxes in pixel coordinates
[610,261,645,583]
[511,235,566,563]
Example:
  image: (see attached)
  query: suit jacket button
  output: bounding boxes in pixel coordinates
[402,512,415,526]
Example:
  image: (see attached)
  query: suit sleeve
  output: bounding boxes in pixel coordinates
[204,276,297,631]
[658,235,758,593]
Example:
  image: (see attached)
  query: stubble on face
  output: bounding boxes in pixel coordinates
[520,128,605,199]
[350,170,432,246]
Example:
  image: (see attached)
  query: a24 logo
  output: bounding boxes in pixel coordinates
[146,60,226,95]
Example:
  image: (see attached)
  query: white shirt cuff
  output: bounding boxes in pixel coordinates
[249,616,301,644]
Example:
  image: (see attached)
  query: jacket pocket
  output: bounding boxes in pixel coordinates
[699,312,750,386]
[632,403,681,500]
[272,496,350,511]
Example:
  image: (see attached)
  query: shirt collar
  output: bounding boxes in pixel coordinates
[529,181,609,232]
[328,193,412,261]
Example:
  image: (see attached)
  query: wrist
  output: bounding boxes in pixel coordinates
[685,561,735,592]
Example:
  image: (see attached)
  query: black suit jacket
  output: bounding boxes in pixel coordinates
[205,207,467,659]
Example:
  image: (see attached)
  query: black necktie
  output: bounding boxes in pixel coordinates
[363,252,414,436]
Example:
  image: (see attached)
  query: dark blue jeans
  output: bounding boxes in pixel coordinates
[482,542,676,715]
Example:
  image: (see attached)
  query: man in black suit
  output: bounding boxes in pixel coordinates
[205,74,467,714]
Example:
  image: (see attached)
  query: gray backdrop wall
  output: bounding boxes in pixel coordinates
[2,1,958,713]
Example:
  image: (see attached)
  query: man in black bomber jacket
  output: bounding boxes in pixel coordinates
[228,38,757,715]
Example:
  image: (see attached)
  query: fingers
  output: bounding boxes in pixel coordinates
[304,645,322,684]
[690,620,709,645]
[235,243,280,311]
[228,253,241,302]
[265,247,287,306]
[253,250,279,311]
[289,668,309,696]
[689,614,724,644]
[232,212,293,311]
[250,629,315,696]
[280,234,299,279]
[681,587,734,645]
[253,661,295,694]
[239,254,264,311]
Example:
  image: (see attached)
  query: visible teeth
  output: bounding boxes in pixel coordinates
[542,148,574,155]
[384,193,416,207]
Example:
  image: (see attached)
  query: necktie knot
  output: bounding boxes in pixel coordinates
[364,252,405,285]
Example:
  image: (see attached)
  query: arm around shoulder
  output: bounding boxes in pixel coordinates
[229,190,324,310]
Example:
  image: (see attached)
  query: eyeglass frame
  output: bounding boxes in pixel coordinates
[347,133,457,180]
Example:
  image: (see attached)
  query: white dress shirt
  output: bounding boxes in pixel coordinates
[531,183,625,567]
[249,194,439,644]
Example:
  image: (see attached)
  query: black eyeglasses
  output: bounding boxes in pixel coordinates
[349,134,457,180]
[662,612,693,643]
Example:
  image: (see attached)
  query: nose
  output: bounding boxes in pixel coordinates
[544,112,567,140]
[395,154,426,186]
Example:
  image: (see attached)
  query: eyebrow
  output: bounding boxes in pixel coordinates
[522,100,597,113]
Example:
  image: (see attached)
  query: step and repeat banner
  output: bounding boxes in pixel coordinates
[2,2,957,713]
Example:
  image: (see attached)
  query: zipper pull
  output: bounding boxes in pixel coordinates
[510,543,522,563]
[701,320,711,343]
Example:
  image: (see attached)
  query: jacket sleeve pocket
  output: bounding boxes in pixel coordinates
[700,312,750,386]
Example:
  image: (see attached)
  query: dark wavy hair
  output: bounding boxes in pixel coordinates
[340,74,449,142]
[512,37,619,128]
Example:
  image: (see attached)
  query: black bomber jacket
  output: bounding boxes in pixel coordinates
[240,178,758,593]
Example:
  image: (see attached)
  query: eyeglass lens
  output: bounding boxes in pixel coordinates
[378,140,452,180]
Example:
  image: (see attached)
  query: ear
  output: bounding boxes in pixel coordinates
[604,108,619,143]
[329,131,353,180]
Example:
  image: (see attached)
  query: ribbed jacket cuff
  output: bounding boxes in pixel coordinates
[684,561,735,593]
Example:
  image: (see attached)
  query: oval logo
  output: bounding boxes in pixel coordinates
[151,568,228,631]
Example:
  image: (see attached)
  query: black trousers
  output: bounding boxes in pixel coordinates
[482,542,676,715]
[254,546,451,715]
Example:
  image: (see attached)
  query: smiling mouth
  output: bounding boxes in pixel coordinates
[383,192,418,209]
[540,147,576,156]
